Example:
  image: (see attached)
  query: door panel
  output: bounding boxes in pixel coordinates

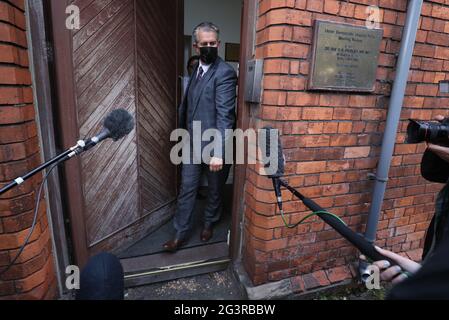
[72,0,139,248]
[56,0,180,255]
[136,0,178,215]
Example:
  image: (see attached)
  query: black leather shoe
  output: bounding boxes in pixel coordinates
[200,226,213,242]
[163,238,185,253]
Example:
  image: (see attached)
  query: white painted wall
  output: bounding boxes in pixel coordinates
[184,0,242,73]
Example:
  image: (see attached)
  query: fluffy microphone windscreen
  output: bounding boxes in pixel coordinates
[103,109,135,141]
[261,126,285,178]
[75,252,124,300]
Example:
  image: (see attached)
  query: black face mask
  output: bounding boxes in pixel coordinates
[199,47,218,65]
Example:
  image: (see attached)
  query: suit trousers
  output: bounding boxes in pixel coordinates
[174,162,231,240]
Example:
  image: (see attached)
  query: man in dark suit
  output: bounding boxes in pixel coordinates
[164,22,238,252]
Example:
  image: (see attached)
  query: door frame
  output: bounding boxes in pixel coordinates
[47,0,90,267]
[229,0,255,261]
[25,0,72,295]
[38,0,253,270]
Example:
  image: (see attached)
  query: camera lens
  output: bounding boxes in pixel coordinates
[406,119,449,146]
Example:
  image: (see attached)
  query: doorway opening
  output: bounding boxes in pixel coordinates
[116,0,243,286]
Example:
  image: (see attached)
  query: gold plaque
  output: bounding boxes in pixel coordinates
[309,20,383,92]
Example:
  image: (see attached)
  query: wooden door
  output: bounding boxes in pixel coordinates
[49,0,182,264]
[135,0,180,222]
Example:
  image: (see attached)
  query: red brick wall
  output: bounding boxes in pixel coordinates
[242,0,449,292]
[0,0,57,299]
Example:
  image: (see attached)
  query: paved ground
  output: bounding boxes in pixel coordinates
[310,285,390,300]
[125,267,247,300]
[124,267,388,300]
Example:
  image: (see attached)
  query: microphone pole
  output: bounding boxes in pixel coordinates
[1,108,134,196]
[277,178,397,267]
[0,140,86,196]
[260,126,396,267]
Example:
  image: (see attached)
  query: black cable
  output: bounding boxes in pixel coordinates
[0,163,59,279]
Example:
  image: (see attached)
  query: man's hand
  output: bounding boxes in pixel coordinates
[360,246,421,285]
[209,157,223,172]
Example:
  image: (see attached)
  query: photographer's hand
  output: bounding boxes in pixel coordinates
[424,115,449,162]
[360,247,421,285]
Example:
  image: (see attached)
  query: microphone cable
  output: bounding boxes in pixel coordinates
[274,185,347,229]
[0,162,59,279]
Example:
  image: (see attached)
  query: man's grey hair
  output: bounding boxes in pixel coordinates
[192,22,220,44]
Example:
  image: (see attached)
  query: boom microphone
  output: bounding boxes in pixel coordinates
[0,109,135,278]
[279,180,396,267]
[83,109,135,151]
[262,126,285,178]
[261,126,285,213]
[262,126,397,267]
[0,109,135,196]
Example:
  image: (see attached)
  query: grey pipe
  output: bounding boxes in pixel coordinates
[360,0,423,281]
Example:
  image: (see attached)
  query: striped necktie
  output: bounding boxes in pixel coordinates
[197,66,204,81]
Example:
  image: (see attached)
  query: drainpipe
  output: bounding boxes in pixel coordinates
[359,0,423,281]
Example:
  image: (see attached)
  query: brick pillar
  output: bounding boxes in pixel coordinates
[241,0,449,293]
[0,0,57,299]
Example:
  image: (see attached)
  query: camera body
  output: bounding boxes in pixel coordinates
[406,118,449,183]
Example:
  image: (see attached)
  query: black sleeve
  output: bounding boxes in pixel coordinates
[213,66,237,159]
[421,149,449,183]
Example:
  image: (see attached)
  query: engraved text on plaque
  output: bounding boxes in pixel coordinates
[309,20,383,92]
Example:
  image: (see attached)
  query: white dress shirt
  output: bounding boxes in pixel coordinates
[197,60,212,78]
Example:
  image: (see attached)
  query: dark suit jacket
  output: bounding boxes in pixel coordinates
[178,57,238,159]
